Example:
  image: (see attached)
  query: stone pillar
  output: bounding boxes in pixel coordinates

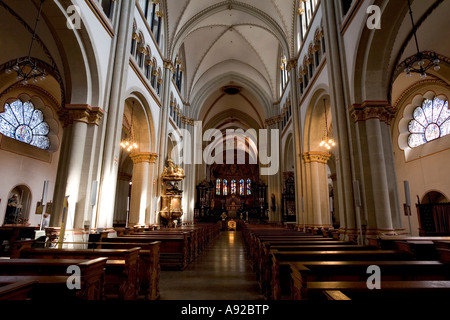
[303,151,332,230]
[265,115,283,223]
[349,102,403,235]
[145,153,158,226]
[129,153,153,226]
[154,60,174,226]
[51,105,104,232]
[95,0,135,229]
[287,59,304,227]
[322,0,356,239]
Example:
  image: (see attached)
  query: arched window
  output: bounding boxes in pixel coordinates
[239,179,245,196]
[0,100,50,150]
[223,179,228,196]
[246,179,252,195]
[216,179,221,195]
[408,97,450,148]
[231,179,236,195]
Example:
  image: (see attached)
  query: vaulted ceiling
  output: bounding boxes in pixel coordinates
[164,0,297,124]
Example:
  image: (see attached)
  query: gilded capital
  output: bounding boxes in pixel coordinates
[302,151,331,164]
[59,104,105,127]
[349,102,395,125]
[130,152,159,164]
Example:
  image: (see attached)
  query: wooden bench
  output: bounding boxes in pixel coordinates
[289,260,450,300]
[369,236,450,250]
[0,280,36,300]
[394,240,440,260]
[270,250,411,300]
[19,248,139,300]
[255,242,372,296]
[102,235,189,270]
[0,257,107,300]
[96,241,160,300]
[304,280,450,300]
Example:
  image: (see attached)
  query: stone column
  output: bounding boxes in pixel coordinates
[51,105,104,232]
[95,0,135,229]
[322,0,356,239]
[287,59,304,228]
[303,151,332,230]
[154,60,175,226]
[349,102,403,235]
[129,152,154,226]
[146,153,158,225]
[265,115,283,223]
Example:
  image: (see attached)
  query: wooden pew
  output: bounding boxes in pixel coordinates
[369,236,450,250]
[394,240,440,260]
[0,258,107,300]
[96,241,160,300]
[102,234,189,270]
[0,280,36,300]
[270,249,411,300]
[304,280,450,300]
[289,260,450,300]
[19,248,139,300]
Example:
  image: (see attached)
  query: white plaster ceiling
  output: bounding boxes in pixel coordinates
[164,0,297,121]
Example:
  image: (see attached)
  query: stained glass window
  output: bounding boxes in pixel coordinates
[223,179,228,196]
[408,97,450,148]
[239,179,245,196]
[231,180,236,195]
[247,179,252,195]
[216,179,221,196]
[0,100,50,150]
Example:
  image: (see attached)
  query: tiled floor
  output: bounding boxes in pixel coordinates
[159,231,265,300]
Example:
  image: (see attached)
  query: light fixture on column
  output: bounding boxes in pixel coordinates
[120,101,138,152]
[297,0,306,15]
[4,0,47,85]
[402,0,440,79]
[319,99,336,150]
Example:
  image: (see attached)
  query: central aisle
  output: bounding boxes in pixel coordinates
[159,231,265,300]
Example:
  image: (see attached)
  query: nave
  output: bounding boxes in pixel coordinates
[159,231,264,300]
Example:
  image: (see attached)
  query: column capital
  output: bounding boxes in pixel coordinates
[59,104,105,127]
[163,59,175,73]
[265,115,283,127]
[349,101,395,125]
[286,59,298,72]
[130,152,158,164]
[302,151,331,164]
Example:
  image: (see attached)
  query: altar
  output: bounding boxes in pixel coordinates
[225,195,241,218]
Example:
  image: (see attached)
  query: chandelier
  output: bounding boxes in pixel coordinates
[402,0,440,79]
[319,99,336,150]
[4,0,47,84]
[120,101,138,152]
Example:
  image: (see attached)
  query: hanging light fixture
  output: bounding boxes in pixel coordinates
[319,99,336,150]
[402,0,440,79]
[120,101,139,152]
[4,0,47,85]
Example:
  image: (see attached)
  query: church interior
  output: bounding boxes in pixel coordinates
[0,0,450,303]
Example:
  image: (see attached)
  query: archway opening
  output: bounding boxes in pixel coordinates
[3,185,32,225]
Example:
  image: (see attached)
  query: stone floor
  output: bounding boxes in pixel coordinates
[159,231,265,300]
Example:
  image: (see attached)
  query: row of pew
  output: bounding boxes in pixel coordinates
[242,224,450,300]
[0,222,221,300]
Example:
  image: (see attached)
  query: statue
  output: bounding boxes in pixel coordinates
[162,157,185,180]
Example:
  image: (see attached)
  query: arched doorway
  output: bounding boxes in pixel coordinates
[417,191,450,236]
[3,185,32,225]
